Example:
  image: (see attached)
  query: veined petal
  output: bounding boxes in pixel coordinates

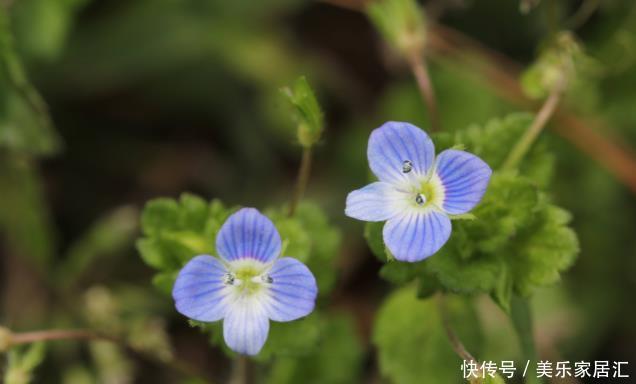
[216,208,281,263]
[345,182,410,222]
[368,122,435,186]
[265,257,317,322]
[383,210,451,262]
[223,296,270,355]
[172,255,230,322]
[435,149,492,215]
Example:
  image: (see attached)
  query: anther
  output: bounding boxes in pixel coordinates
[402,160,413,173]
[261,274,273,284]
[415,194,426,205]
[223,273,236,286]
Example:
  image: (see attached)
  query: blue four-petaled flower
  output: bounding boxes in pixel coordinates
[345,122,492,262]
[172,208,318,355]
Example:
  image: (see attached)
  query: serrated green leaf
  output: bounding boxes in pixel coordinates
[439,114,554,188]
[509,205,579,296]
[137,194,233,281]
[140,198,180,236]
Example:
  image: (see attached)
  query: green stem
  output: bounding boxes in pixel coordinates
[502,75,565,171]
[408,52,441,132]
[510,296,542,384]
[437,294,478,363]
[288,147,312,217]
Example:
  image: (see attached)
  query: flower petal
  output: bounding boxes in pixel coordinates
[367,121,435,185]
[216,208,281,263]
[435,149,492,214]
[265,257,317,322]
[383,210,451,262]
[223,297,270,355]
[345,182,410,222]
[172,255,230,321]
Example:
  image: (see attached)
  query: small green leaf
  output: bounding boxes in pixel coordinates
[4,342,47,384]
[364,221,386,261]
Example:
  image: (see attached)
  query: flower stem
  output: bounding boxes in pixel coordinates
[502,75,566,171]
[407,52,441,132]
[288,146,312,217]
[436,294,478,364]
[9,329,117,345]
[510,296,541,384]
[5,328,212,382]
[230,356,251,384]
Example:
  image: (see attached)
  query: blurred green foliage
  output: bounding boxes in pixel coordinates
[1,0,636,382]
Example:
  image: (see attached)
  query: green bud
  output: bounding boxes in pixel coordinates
[367,0,426,58]
[280,76,324,148]
[0,326,13,352]
[520,31,583,99]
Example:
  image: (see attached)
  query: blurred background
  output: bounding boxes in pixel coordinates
[1,0,636,383]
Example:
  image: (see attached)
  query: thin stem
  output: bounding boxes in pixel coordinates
[407,52,441,132]
[436,294,478,363]
[502,75,566,171]
[510,296,541,384]
[566,0,600,30]
[288,147,312,217]
[229,356,251,384]
[7,329,212,383]
[10,329,117,345]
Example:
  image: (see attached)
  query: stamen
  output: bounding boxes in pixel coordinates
[402,160,413,173]
[222,273,236,286]
[261,274,273,284]
[415,193,426,205]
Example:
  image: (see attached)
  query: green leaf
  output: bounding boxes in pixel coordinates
[373,287,481,384]
[137,194,234,278]
[265,314,363,384]
[256,313,322,361]
[280,76,324,148]
[140,198,180,237]
[267,201,341,296]
[437,113,555,188]
[364,221,387,261]
[508,205,579,296]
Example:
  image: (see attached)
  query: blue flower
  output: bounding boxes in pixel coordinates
[345,122,492,262]
[172,208,318,355]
